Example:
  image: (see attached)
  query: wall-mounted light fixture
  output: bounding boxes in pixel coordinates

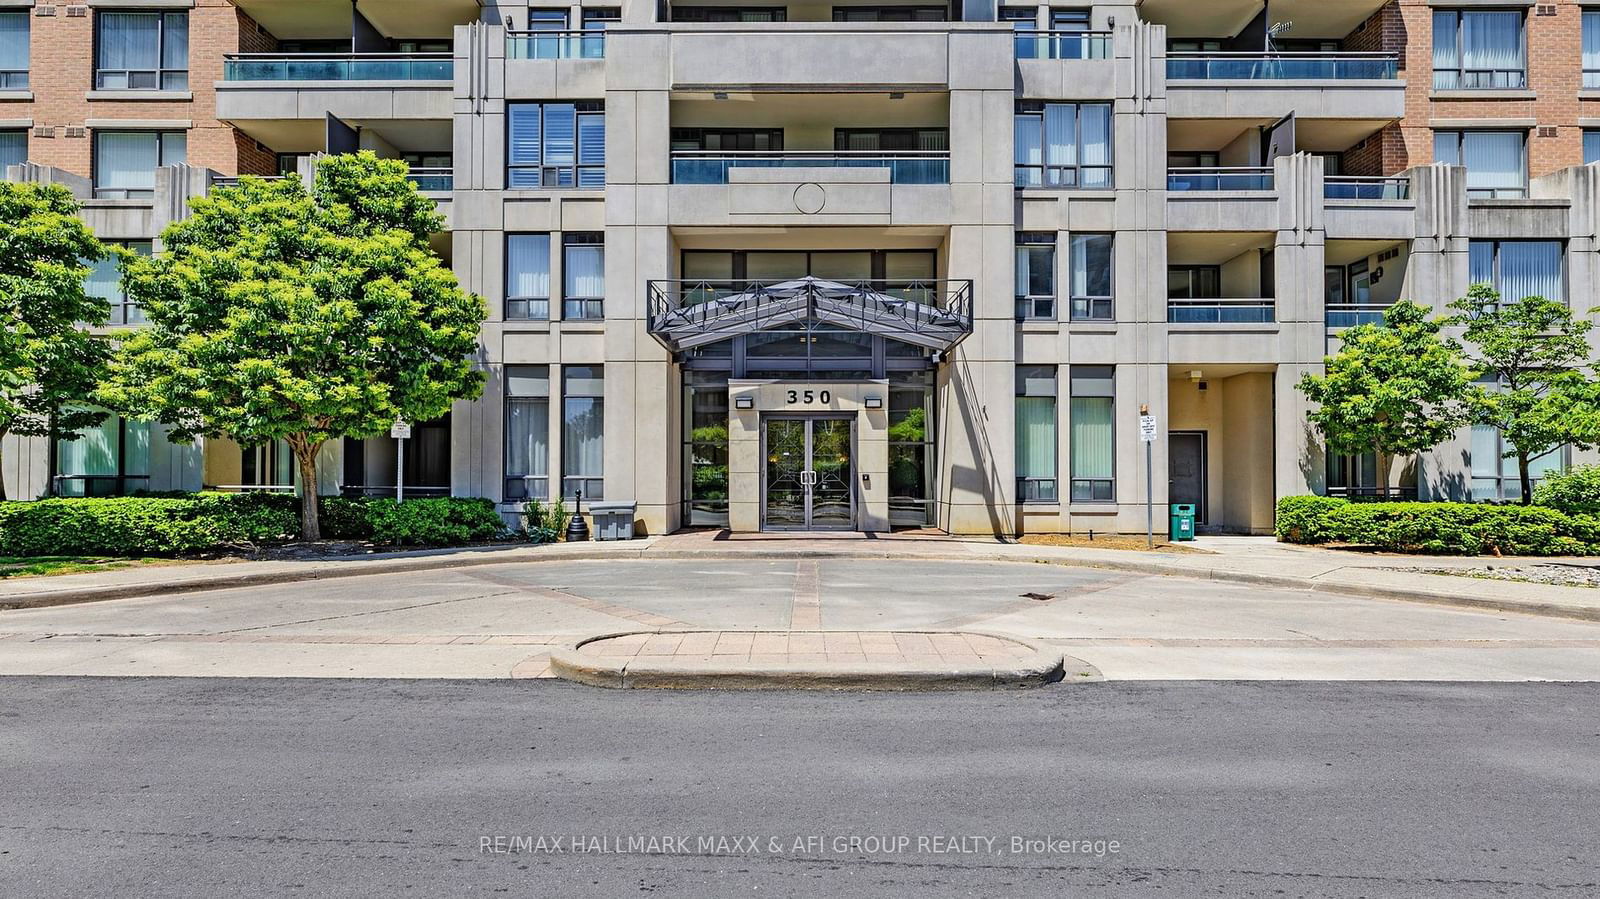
[864,395,884,409]
[735,396,754,410]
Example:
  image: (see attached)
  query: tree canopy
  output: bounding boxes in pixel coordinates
[102,152,486,538]
[0,181,111,501]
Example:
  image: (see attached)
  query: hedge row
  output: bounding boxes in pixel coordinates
[1276,495,1600,556]
[0,494,508,556]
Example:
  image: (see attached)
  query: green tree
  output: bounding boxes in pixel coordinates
[1297,300,1473,496]
[0,182,111,501]
[1448,284,1597,504]
[101,153,486,538]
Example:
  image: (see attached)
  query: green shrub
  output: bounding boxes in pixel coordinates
[1275,495,1600,555]
[520,497,568,544]
[361,497,507,546]
[318,496,376,540]
[1533,465,1600,517]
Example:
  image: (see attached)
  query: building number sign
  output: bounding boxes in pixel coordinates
[785,389,832,405]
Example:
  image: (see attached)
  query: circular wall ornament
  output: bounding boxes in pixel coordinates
[793,183,826,214]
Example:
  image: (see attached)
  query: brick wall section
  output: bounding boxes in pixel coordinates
[12,0,270,180]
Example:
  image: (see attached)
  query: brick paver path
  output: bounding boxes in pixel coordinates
[576,630,1037,665]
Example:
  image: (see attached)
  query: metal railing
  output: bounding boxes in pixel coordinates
[1167,167,1274,191]
[1167,299,1276,324]
[1168,52,1398,80]
[221,53,453,82]
[670,151,950,185]
[645,277,973,353]
[1324,176,1410,200]
[340,485,451,499]
[1325,303,1390,328]
[209,174,287,190]
[1327,486,1418,502]
[1015,30,1111,60]
[406,167,454,192]
[507,30,606,59]
[52,474,151,497]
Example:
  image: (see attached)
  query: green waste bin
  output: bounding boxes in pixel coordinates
[1169,504,1196,542]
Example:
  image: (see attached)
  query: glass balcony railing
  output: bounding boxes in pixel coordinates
[507,30,606,59]
[1167,167,1274,192]
[1167,299,1276,324]
[1167,53,1398,81]
[1014,31,1111,60]
[221,54,454,82]
[406,167,454,192]
[1325,303,1389,328]
[1324,176,1410,200]
[670,151,950,185]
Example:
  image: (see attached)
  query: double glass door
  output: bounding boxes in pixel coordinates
[763,418,854,530]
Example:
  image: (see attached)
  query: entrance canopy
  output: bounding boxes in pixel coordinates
[646,276,973,355]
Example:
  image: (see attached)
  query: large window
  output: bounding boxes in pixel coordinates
[1014,102,1113,188]
[563,233,604,320]
[1432,9,1524,90]
[832,6,947,21]
[1069,366,1114,502]
[1469,240,1563,305]
[562,365,604,500]
[93,130,186,199]
[0,129,25,173]
[1471,424,1563,502]
[1069,233,1113,321]
[1167,265,1221,299]
[241,439,294,491]
[96,10,188,91]
[1587,12,1600,89]
[670,6,787,21]
[504,366,550,500]
[1015,232,1055,320]
[506,234,551,321]
[889,370,935,527]
[0,12,27,89]
[683,371,729,526]
[1434,130,1526,198]
[1015,365,1058,503]
[55,413,150,497]
[507,102,605,188]
[85,239,153,325]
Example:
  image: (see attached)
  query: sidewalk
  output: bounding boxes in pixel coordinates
[1,530,1596,623]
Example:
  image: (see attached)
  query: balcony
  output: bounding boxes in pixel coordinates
[671,151,950,185]
[1167,167,1274,192]
[645,277,973,354]
[407,167,453,192]
[1167,53,1397,81]
[221,53,453,82]
[1165,52,1404,122]
[1324,176,1409,201]
[1167,299,1276,324]
[1015,31,1111,60]
[507,30,605,60]
[1325,303,1389,328]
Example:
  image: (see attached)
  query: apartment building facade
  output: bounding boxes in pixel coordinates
[2,0,1597,536]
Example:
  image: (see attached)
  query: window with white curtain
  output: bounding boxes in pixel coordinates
[504,365,551,500]
[563,233,604,320]
[0,12,28,89]
[1469,240,1564,305]
[1015,365,1058,503]
[507,102,605,188]
[0,129,25,173]
[1434,130,1525,197]
[506,234,551,320]
[95,11,188,90]
[1015,232,1055,320]
[85,239,153,325]
[1014,102,1113,188]
[55,412,150,497]
[563,365,604,500]
[1432,9,1525,89]
[1069,365,1114,502]
[1069,233,1113,321]
[1586,11,1600,89]
[93,131,185,198]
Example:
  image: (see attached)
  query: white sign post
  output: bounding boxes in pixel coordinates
[390,420,412,502]
[1139,410,1157,549]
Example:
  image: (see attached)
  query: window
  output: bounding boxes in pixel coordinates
[0,129,25,173]
[1434,131,1526,197]
[55,413,150,497]
[563,233,604,320]
[1015,365,1057,502]
[1069,365,1114,502]
[671,6,786,22]
[504,366,551,500]
[0,12,27,89]
[1002,5,1038,59]
[1069,233,1112,320]
[85,239,153,325]
[507,102,605,188]
[833,129,949,152]
[1469,240,1563,305]
[582,8,619,58]
[683,371,730,526]
[889,370,936,527]
[1587,12,1600,89]
[1015,232,1055,320]
[1432,9,1524,89]
[1471,423,1563,502]
[832,6,948,22]
[241,439,293,490]
[1586,130,1600,166]
[1014,102,1113,188]
[96,10,188,91]
[506,234,551,320]
[671,128,783,151]
[563,366,604,500]
[1167,266,1221,299]
[93,130,186,198]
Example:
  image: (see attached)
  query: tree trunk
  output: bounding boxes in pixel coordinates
[290,437,323,541]
[1518,453,1533,506]
[1374,447,1390,501]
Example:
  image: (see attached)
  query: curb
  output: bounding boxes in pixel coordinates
[2,544,1596,624]
[547,629,1084,691]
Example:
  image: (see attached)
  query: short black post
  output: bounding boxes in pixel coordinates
[565,489,590,542]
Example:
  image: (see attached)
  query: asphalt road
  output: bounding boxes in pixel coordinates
[2,678,1598,898]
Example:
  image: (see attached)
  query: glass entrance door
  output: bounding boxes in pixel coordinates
[763,417,855,530]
